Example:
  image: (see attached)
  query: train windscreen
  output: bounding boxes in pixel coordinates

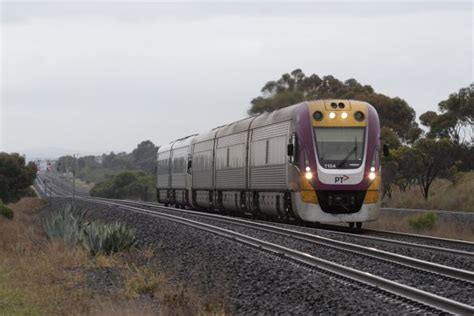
[314,127,365,169]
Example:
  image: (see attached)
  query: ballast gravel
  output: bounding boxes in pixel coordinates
[60,198,439,314]
[161,212,473,305]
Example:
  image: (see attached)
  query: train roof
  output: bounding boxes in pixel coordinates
[158,134,197,153]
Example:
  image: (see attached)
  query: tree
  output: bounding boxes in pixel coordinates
[381,158,398,199]
[395,139,456,200]
[129,140,157,174]
[249,69,421,142]
[420,84,473,144]
[90,171,155,201]
[381,127,402,150]
[0,153,37,203]
[57,155,75,173]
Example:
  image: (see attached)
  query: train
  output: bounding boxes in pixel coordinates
[156,99,385,229]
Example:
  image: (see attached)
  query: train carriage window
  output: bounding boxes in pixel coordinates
[314,127,366,169]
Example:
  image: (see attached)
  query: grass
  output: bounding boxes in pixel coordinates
[0,203,14,219]
[407,212,437,230]
[382,171,474,212]
[124,264,163,297]
[0,197,226,315]
[365,213,474,241]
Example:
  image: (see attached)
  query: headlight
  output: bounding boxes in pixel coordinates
[305,172,313,180]
[368,172,376,180]
[341,112,348,119]
[329,112,336,119]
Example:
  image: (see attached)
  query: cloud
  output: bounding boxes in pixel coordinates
[1,2,472,156]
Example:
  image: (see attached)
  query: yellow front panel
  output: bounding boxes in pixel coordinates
[364,175,381,204]
[299,175,318,204]
[307,100,368,127]
[301,190,318,204]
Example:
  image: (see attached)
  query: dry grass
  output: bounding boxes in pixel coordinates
[365,213,474,241]
[382,172,474,212]
[124,264,164,298]
[0,197,226,315]
[0,198,92,315]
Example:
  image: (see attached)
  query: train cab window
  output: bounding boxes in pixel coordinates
[314,127,365,169]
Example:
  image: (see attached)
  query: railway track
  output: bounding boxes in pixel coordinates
[101,198,474,279]
[35,176,474,313]
[36,173,474,253]
[69,195,472,314]
[36,174,474,264]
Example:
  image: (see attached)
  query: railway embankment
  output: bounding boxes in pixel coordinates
[66,198,472,314]
[364,208,474,241]
[0,197,224,315]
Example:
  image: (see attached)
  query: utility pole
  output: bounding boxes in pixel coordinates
[43,178,48,200]
[72,154,76,207]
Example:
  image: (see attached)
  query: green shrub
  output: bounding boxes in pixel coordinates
[90,171,155,201]
[0,203,14,220]
[81,222,137,255]
[408,212,438,230]
[44,203,137,255]
[44,204,84,246]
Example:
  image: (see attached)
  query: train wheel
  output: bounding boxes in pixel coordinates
[356,222,362,229]
[164,203,169,207]
[348,222,355,229]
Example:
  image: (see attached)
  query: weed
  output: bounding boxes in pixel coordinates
[95,255,116,268]
[0,203,14,220]
[125,264,162,297]
[407,212,438,230]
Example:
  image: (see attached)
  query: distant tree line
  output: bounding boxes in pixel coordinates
[0,153,37,203]
[56,140,158,184]
[250,69,473,200]
[90,171,155,201]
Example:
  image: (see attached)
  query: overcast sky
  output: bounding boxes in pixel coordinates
[1,1,472,159]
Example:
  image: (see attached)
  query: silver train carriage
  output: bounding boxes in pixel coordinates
[156,100,382,227]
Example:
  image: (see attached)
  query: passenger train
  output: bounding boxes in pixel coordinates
[156,100,384,229]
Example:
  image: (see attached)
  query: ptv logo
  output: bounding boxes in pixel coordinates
[334,175,349,184]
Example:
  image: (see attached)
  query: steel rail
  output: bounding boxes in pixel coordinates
[38,174,473,253]
[362,228,474,248]
[103,198,474,282]
[38,175,472,257]
[107,198,474,257]
[77,196,474,315]
[382,207,474,216]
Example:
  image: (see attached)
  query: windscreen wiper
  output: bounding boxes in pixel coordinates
[337,146,357,168]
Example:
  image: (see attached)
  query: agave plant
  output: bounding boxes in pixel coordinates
[43,204,84,246]
[81,221,137,255]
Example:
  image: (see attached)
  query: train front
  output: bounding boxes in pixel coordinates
[293,100,381,227]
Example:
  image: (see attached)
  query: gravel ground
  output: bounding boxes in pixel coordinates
[217,214,474,271]
[117,203,474,306]
[48,197,449,314]
[113,200,474,271]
